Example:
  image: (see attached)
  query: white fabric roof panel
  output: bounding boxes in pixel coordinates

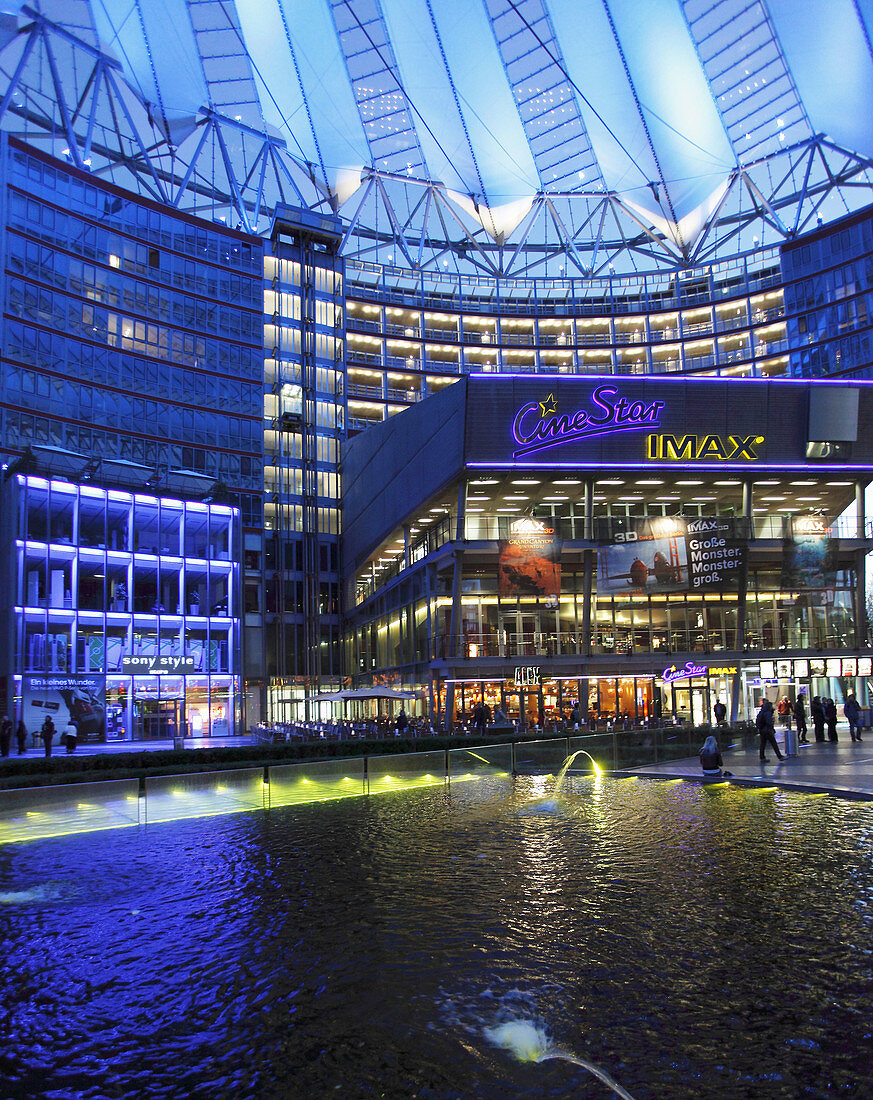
[4,0,873,266]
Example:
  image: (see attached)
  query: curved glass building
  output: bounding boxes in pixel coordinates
[1,1,873,732]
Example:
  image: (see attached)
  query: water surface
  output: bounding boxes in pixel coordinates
[1,776,872,1098]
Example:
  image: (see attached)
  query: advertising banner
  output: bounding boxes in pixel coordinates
[498,517,562,597]
[598,516,747,593]
[22,675,106,741]
[781,514,837,589]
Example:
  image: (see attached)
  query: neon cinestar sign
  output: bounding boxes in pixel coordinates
[512,386,664,458]
[662,661,707,684]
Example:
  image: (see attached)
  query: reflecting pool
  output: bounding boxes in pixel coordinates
[1,776,872,1098]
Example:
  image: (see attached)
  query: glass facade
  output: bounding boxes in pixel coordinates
[0,476,241,742]
[0,135,265,528]
[261,208,345,720]
[344,473,868,728]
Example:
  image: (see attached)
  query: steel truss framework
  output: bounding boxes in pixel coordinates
[2,6,873,279]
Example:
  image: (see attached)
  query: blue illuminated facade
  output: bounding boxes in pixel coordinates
[0,135,264,523]
[0,136,263,732]
[0,476,241,742]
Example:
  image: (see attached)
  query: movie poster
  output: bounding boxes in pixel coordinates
[22,675,106,742]
[781,514,837,589]
[498,517,562,597]
[598,516,747,593]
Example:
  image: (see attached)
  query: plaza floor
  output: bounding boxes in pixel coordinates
[630,727,873,800]
[0,734,247,763]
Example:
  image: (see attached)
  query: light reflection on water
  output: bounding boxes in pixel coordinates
[0,777,872,1099]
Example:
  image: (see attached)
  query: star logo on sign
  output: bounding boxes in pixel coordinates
[539,393,557,417]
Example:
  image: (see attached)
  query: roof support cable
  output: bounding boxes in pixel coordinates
[131,0,169,143]
[273,0,330,192]
[599,0,682,246]
[422,0,492,226]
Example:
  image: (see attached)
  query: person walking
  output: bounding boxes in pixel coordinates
[756,699,785,763]
[811,696,826,742]
[15,719,27,755]
[40,716,56,758]
[793,695,809,744]
[844,693,863,742]
[472,701,488,736]
[570,701,582,730]
[395,708,408,738]
[713,699,727,727]
[825,697,839,742]
[0,715,12,758]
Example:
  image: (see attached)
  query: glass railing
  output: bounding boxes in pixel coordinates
[0,727,762,845]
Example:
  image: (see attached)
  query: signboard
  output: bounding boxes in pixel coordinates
[498,517,561,597]
[781,514,837,590]
[465,377,873,470]
[662,661,707,684]
[22,675,105,741]
[513,665,541,687]
[598,516,747,594]
[121,655,198,675]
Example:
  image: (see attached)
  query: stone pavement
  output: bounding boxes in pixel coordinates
[629,726,873,800]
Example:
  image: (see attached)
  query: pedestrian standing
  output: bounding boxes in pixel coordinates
[756,699,785,763]
[15,719,27,755]
[713,699,727,726]
[0,715,12,758]
[40,716,56,758]
[811,696,825,741]
[824,698,838,742]
[843,693,863,742]
[793,695,808,744]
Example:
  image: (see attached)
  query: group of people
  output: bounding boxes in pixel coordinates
[702,691,867,776]
[0,716,28,757]
[0,715,79,759]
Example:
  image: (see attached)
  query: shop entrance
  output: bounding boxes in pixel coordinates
[136,697,181,740]
[666,682,708,725]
